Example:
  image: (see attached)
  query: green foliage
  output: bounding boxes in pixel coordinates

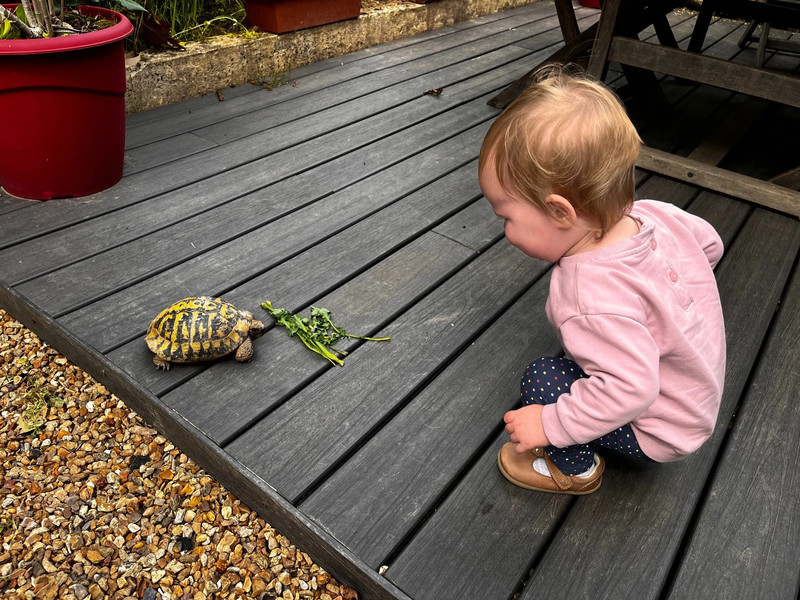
[261,301,391,366]
[0,6,25,39]
[253,69,288,90]
[113,0,247,43]
[1,0,249,49]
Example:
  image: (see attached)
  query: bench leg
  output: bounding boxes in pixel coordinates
[687,0,717,52]
[587,0,623,80]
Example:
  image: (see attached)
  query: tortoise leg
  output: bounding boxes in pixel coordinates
[235,338,254,362]
[153,356,171,370]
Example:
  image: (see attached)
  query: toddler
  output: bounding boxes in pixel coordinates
[479,69,726,494]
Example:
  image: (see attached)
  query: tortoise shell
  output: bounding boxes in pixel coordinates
[145,296,258,368]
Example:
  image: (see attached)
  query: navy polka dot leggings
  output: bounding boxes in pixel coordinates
[520,356,653,476]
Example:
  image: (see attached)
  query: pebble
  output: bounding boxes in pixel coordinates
[0,308,358,600]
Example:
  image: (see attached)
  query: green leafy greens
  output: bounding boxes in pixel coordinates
[261,301,390,366]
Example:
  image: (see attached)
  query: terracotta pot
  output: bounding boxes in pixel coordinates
[0,5,132,200]
[245,0,361,34]
[579,0,601,8]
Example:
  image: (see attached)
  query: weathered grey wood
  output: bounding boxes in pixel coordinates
[299,271,558,569]
[666,262,800,600]
[192,11,570,145]
[155,170,501,443]
[14,99,497,313]
[0,282,411,600]
[385,431,570,600]
[123,133,218,176]
[225,240,551,502]
[431,194,501,250]
[637,146,800,217]
[608,36,800,107]
[54,122,492,358]
[772,165,800,189]
[125,2,558,148]
[0,42,535,257]
[519,207,800,600]
[0,195,36,215]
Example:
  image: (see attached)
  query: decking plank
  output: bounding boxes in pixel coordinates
[666,266,800,600]
[0,196,36,215]
[384,429,571,600]
[0,43,536,270]
[14,97,497,313]
[191,11,588,145]
[225,240,551,502]
[124,2,561,148]
[298,269,558,569]
[123,133,218,176]
[164,232,478,442]
[55,120,492,361]
[157,166,502,444]
[2,10,561,248]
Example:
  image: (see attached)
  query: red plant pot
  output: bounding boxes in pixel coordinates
[579,0,601,8]
[0,5,133,200]
[245,0,361,34]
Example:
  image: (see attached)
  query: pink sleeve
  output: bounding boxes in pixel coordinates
[663,206,724,268]
[541,313,661,448]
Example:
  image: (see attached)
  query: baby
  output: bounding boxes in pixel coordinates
[479,69,726,494]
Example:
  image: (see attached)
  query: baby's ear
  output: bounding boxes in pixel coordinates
[545,194,577,227]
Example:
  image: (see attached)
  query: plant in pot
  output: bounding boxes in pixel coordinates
[0,0,140,200]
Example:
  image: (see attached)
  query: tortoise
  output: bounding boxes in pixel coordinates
[145,296,265,370]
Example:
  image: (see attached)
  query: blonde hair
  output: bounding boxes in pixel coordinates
[479,67,641,236]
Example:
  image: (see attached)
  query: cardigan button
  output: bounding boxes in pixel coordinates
[650,239,657,250]
[669,270,678,282]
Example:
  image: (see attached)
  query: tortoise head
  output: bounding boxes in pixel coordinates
[248,319,266,339]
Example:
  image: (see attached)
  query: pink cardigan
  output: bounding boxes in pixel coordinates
[542,200,726,462]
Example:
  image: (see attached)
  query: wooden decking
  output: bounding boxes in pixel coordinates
[2,3,800,598]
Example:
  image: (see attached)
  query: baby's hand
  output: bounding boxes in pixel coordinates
[504,404,550,453]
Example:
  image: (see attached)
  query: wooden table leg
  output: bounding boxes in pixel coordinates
[555,0,581,43]
[587,0,623,79]
[687,0,717,52]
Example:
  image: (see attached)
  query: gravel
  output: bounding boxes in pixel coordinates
[0,307,359,600]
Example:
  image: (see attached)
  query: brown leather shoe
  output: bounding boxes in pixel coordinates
[497,443,604,495]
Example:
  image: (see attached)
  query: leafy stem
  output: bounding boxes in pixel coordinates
[261,301,390,366]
